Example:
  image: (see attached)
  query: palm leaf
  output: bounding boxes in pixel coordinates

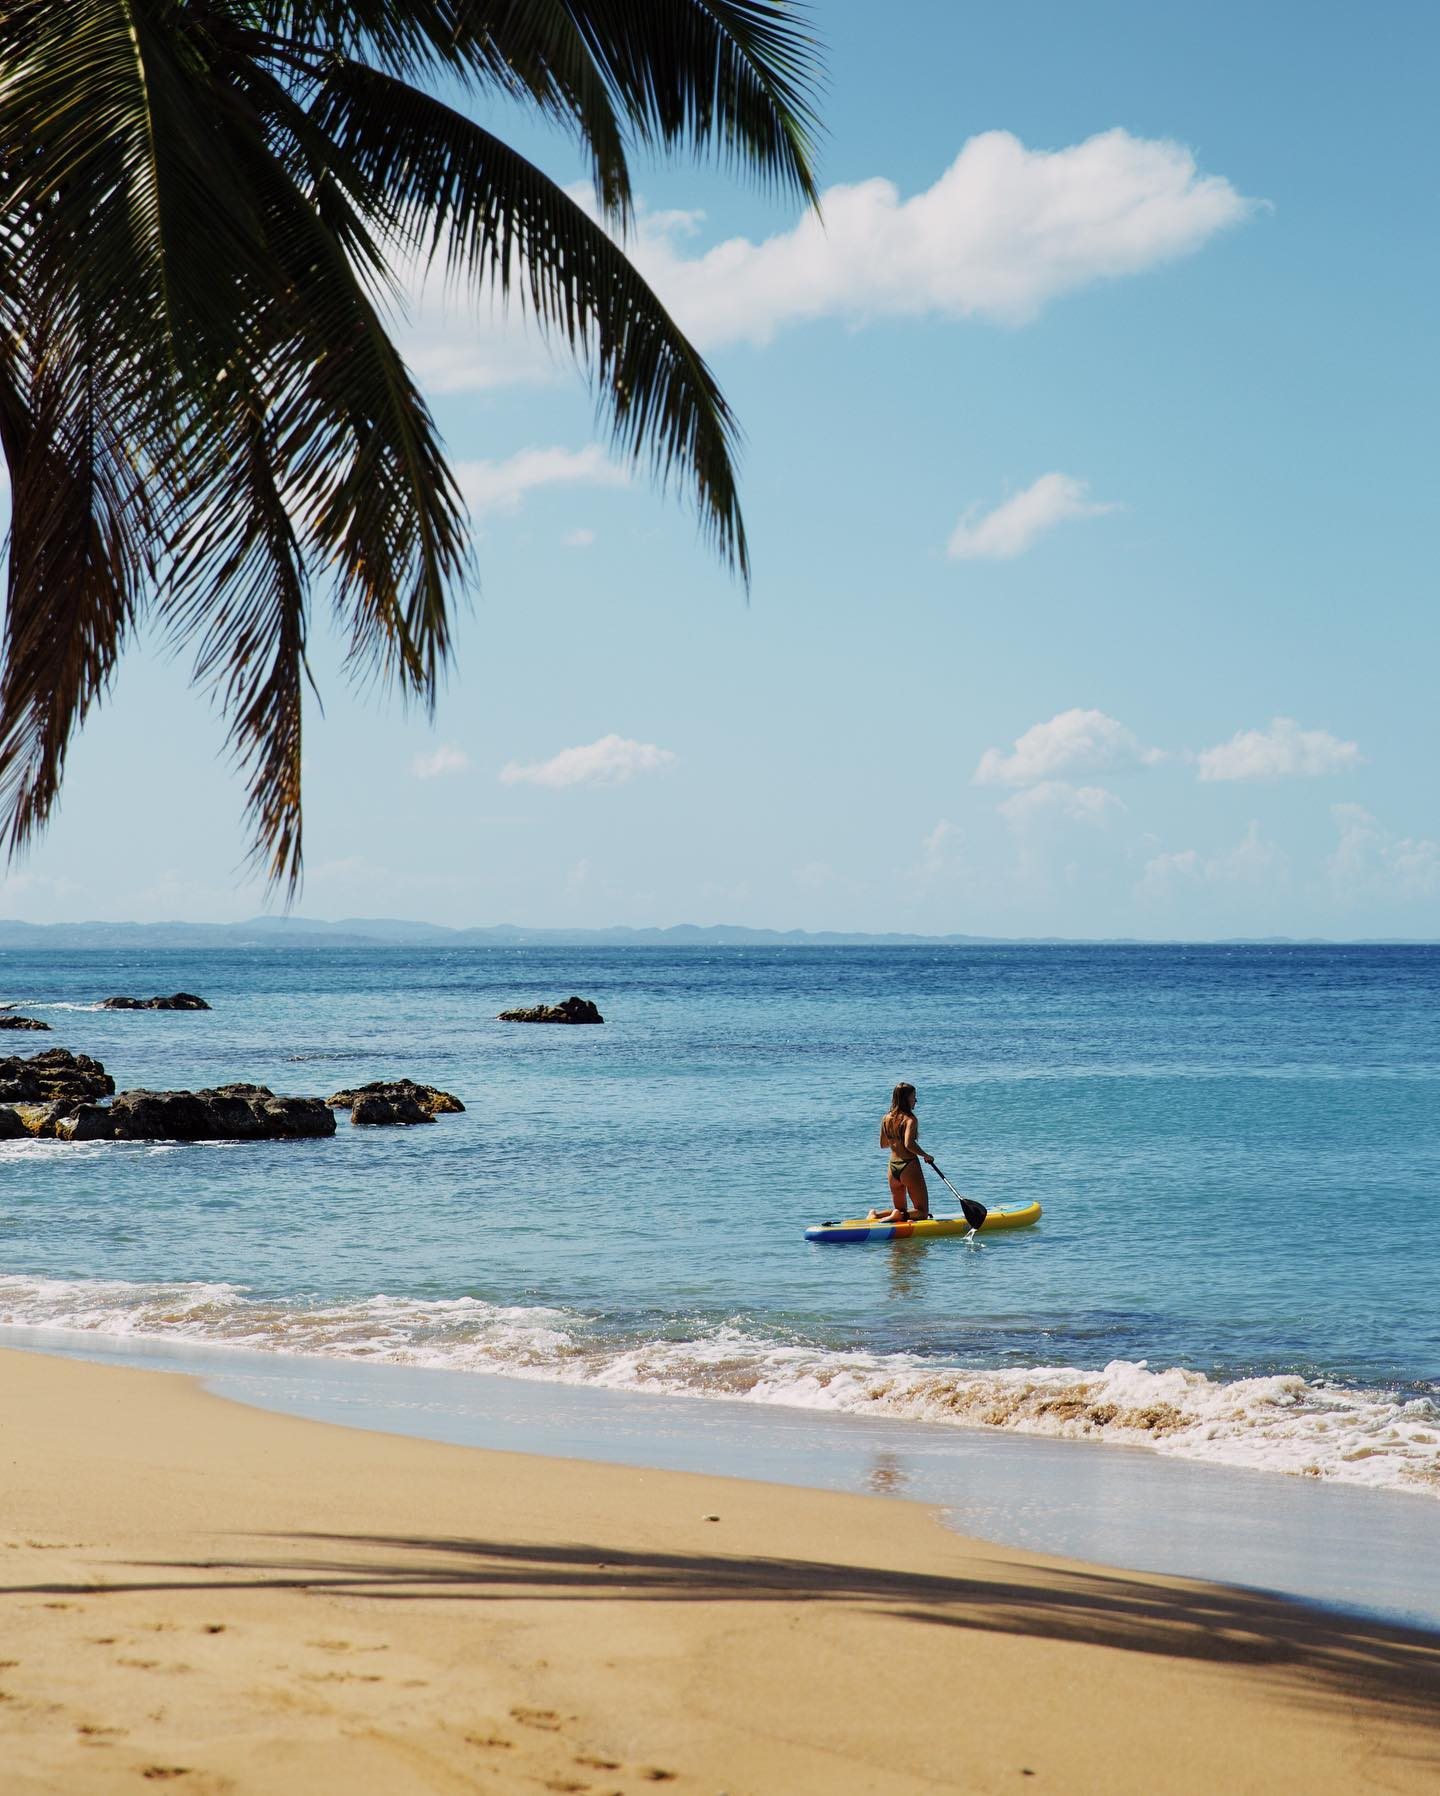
[316,62,748,575]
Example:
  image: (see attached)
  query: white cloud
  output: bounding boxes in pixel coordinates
[455,445,629,516]
[412,745,470,780]
[921,820,958,868]
[393,130,1254,390]
[500,733,676,789]
[1327,805,1440,903]
[562,528,597,549]
[997,781,1124,827]
[1137,823,1288,901]
[1196,718,1361,782]
[947,473,1119,561]
[637,128,1252,348]
[1137,848,1200,900]
[975,708,1162,786]
[1208,820,1287,885]
[391,256,560,395]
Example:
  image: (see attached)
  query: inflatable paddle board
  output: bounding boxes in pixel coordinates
[804,1200,1042,1245]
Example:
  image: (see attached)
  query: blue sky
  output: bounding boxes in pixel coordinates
[4,0,1437,936]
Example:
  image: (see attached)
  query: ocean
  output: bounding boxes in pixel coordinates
[3,942,1438,1507]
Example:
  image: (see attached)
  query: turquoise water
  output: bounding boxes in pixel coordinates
[2,944,1437,1496]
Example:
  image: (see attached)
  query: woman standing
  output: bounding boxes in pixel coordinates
[870,1081,935,1222]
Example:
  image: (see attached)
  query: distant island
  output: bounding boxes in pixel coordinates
[0,917,1431,950]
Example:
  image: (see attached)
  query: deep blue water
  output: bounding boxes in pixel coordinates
[2,944,1437,1494]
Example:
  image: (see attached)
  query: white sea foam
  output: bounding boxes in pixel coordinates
[0,1275,1435,1497]
[0,1000,103,1012]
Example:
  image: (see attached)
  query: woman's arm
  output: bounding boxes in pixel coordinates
[903,1116,934,1164]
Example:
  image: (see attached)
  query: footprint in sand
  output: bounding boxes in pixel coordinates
[77,1722,127,1743]
[510,1705,563,1731]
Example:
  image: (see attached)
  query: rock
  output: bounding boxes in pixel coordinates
[0,1015,51,1030]
[0,1105,27,1139]
[0,1049,114,1104]
[107,1085,336,1141]
[53,1104,118,1142]
[350,1091,434,1127]
[326,1078,464,1116]
[497,995,604,1025]
[99,992,211,1011]
[5,1100,116,1141]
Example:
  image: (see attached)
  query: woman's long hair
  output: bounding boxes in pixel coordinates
[884,1082,917,1145]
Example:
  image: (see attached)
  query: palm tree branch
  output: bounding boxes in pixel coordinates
[315,62,748,576]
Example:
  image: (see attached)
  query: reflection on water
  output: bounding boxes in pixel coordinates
[866,1450,910,1496]
[885,1236,935,1301]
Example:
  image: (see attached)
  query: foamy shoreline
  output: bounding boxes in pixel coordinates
[2,1268,1434,1499]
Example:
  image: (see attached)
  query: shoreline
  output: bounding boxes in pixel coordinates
[8,1325,1440,1636]
[3,1346,1438,1794]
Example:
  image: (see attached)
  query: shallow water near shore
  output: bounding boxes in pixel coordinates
[2,942,1438,1531]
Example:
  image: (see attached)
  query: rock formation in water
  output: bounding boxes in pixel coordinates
[327,1078,464,1119]
[99,992,211,1010]
[350,1091,433,1126]
[0,1015,51,1030]
[0,1048,115,1104]
[497,995,604,1025]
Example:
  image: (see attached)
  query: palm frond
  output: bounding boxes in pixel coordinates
[317,62,748,575]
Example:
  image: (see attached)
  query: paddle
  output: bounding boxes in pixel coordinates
[926,1161,988,1232]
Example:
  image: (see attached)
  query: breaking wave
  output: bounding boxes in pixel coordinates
[1,1274,1435,1497]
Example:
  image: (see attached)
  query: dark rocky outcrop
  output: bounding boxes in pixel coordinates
[327,1078,464,1118]
[350,1091,434,1127]
[0,1048,114,1104]
[0,1015,51,1030]
[100,992,211,1011]
[106,1084,335,1141]
[497,995,603,1025]
[2,1083,335,1142]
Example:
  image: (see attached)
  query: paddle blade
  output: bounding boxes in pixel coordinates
[960,1197,989,1231]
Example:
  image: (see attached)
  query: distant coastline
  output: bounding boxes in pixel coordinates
[0,917,1434,950]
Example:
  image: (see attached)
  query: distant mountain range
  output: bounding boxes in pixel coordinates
[0,917,1429,949]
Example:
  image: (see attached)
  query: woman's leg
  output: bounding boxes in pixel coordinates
[900,1161,930,1220]
[869,1171,909,1222]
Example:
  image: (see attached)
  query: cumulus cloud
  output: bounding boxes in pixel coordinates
[947,473,1119,560]
[391,255,560,395]
[1196,718,1361,782]
[1139,823,1287,899]
[455,445,629,516]
[1327,805,1440,902]
[1136,847,1200,901]
[997,781,1124,827]
[921,820,958,867]
[500,734,676,789]
[393,130,1253,390]
[412,745,470,780]
[642,129,1252,347]
[975,709,1163,786]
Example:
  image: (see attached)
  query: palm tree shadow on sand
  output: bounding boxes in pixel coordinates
[9,1529,1440,1738]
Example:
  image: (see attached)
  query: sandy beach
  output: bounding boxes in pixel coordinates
[0,1347,1436,1794]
